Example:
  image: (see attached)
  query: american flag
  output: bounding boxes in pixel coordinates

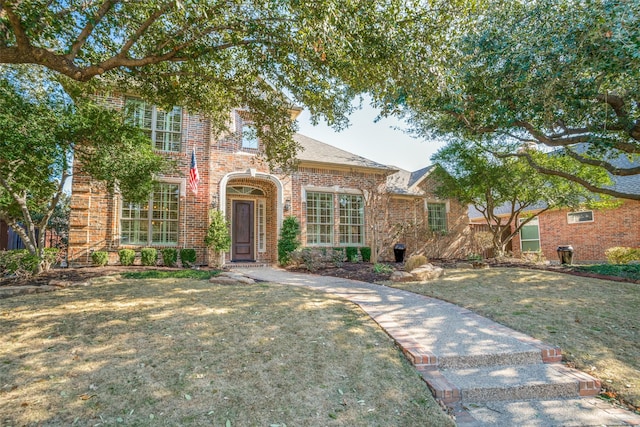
[189,148,200,195]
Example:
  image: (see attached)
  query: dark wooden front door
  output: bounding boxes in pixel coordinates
[232,200,254,261]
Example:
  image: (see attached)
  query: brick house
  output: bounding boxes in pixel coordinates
[68,95,471,266]
[468,155,640,263]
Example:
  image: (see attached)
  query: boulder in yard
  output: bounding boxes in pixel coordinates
[410,263,444,281]
[390,271,415,282]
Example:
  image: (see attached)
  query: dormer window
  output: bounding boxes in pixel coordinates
[125,98,182,152]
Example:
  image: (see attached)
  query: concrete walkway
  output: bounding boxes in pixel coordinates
[235,267,640,426]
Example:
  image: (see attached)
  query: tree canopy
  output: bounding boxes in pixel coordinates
[431,138,609,255]
[0,0,466,168]
[390,0,640,200]
[0,69,169,272]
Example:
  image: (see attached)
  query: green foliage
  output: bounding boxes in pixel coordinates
[405,255,428,272]
[574,264,640,282]
[140,248,158,266]
[118,249,136,266]
[180,249,197,268]
[161,248,178,267]
[373,263,393,274]
[431,140,600,255]
[467,253,482,262]
[396,1,640,199]
[204,210,231,252]
[360,247,372,262]
[0,249,56,276]
[346,247,359,263]
[605,247,640,265]
[91,251,109,267]
[330,248,345,267]
[122,270,217,280]
[0,69,170,274]
[0,1,469,171]
[277,216,300,265]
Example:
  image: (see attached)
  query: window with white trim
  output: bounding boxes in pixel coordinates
[567,211,594,224]
[427,203,447,232]
[125,98,182,152]
[257,199,266,252]
[121,183,180,245]
[519,217,540,252]
[306,192,333,245]
[339,194,364,245]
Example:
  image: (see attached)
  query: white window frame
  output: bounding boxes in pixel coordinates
[519,217,541,252]
[125,98,183,152]
[121,182,181,245]
[567,210,594,224]
[257,199,266,253]
[306,192,334,246]
[339,194,364,245]
[427,202,448,232]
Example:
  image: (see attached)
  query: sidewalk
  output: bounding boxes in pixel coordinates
[235,267,640,426]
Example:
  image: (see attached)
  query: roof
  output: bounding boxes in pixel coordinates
[294,133,396,172]
[385,165,436,196]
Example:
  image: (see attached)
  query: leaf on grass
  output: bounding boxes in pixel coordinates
[79,393,96,400]
[184,394,192,400]
[226,419,231,427]
[338,389,343,395]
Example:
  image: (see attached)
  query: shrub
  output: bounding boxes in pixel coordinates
[278,216,300,265]
[346,247,359,263]
[91,251,109,267]
[405,254,428,272]
[331,247,346,267]
[360,247,372,262]
[0,249,40,276]
[605,247,640,264]
[161,248,178,267]
[140,248,158,266]
[118,249,136,266]
[180,248,197,268]
[373,263,393,274]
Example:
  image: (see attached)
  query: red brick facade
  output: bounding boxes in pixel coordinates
[509,200,640,263]
[68,95,470,266]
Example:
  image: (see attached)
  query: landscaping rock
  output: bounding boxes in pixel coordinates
[390,271,415,282]
[410,263,445,281]
[455,262,474,269]
[210,272,255,285]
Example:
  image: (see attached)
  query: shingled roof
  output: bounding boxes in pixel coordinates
[294,133,396,172]
[385,165,436,196]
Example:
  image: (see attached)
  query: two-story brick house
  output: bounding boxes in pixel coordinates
[68,95,470,266]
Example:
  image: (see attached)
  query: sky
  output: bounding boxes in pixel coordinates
[295,104,446,172]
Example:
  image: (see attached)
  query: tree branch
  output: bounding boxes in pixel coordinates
[564,149,640,176]
[514,151,640,201]
[68,0,118,59]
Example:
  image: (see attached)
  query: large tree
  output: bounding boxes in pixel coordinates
[0,69,169,273]
[431,139,609,256]
[387,0,640,199]
[0,0,466,168]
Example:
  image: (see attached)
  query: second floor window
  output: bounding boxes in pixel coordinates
[126,98,182,152]
[241,124,259,149]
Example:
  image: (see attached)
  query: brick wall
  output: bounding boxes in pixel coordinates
[511,200,640,263]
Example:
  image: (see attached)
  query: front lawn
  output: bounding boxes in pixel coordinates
[0,276,453,426]
[390,267,640,411]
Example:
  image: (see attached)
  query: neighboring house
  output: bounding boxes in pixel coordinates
[468,154,640,263]
[68,95,469,266]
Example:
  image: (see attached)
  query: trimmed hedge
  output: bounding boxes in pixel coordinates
[91,251,109,267]
[161,248,178,267]
[118,249,136,266]
[140,248,158,266]
[180,248,197,268]
[346,246,359,262]
[360,247,372,262]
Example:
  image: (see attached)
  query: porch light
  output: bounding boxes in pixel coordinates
[284,198,291,212]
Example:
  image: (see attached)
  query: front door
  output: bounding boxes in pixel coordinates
[232,200,255,261]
